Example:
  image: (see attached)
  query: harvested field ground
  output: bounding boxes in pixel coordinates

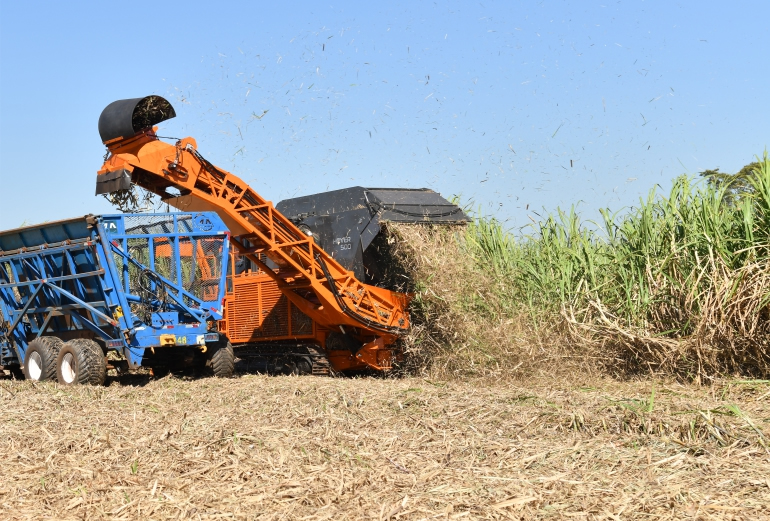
[1,372,768,520]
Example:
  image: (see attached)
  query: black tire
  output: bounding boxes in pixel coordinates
[207,341,234,378]
[23,336,63,382]
[40,336,65,355]
[56,338,107,386]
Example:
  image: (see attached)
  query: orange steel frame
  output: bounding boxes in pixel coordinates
[97,129,409,371]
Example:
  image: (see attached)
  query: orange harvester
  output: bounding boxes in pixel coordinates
[95,96,409,373]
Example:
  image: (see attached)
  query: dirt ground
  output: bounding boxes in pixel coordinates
[0,371,768,520]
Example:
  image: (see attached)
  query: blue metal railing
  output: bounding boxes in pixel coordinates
[0,212,230,369]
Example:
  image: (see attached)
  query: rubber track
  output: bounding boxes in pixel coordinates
[66,339,107,385]
[210,342,234,378]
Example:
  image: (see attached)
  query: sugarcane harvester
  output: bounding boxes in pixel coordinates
[0,212,232,383]
[95,95,467,373]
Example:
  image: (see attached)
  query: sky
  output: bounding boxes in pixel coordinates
[0,0,768,231]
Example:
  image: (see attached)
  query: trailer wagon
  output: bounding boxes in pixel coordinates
[0,212,232,384]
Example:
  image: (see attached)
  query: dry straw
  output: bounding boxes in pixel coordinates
[1,374,768,520]
[384,222,576,379]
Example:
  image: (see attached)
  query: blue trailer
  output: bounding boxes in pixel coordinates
[0,212,233,384]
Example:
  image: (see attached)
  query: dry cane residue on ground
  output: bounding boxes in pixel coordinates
[1,373,768,520]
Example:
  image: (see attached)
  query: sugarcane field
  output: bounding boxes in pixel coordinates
[1,2,769,520]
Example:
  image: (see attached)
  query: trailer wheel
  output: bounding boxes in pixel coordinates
[23,336,63,382]
[56,339,107,386]
[207,341,234,378]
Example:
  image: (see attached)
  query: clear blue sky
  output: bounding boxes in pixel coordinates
[1,1,767,230]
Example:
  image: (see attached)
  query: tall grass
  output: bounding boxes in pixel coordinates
[394,152,770,380]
